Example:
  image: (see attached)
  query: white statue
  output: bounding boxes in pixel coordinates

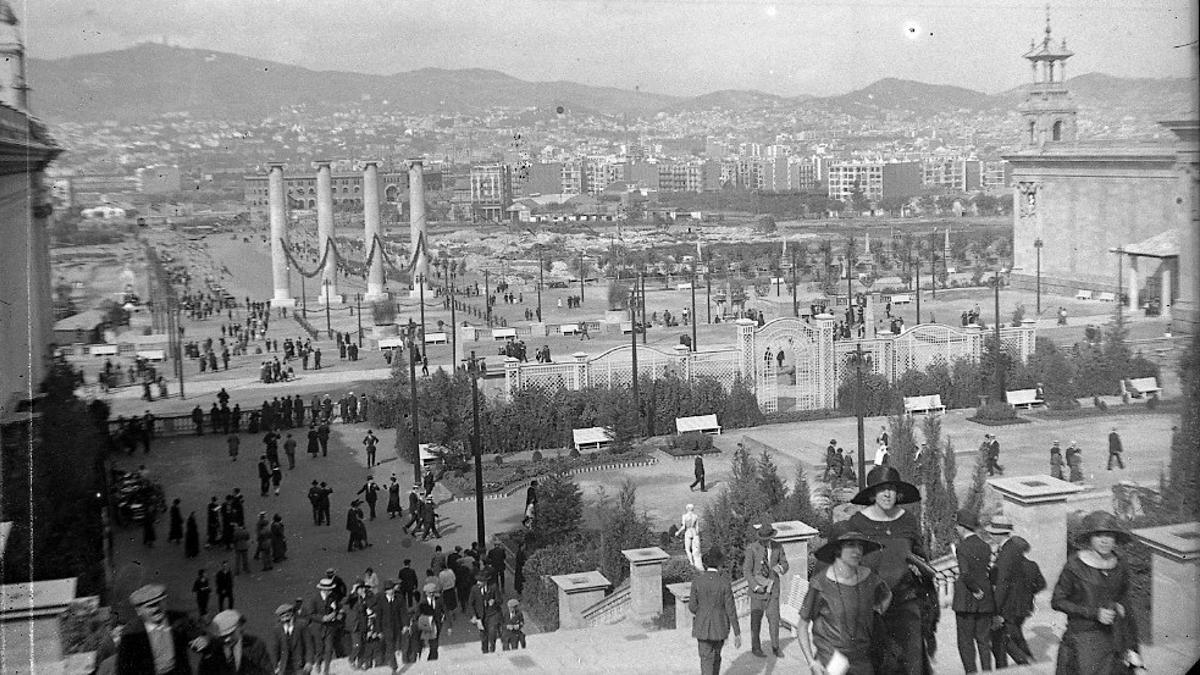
[678,504,703,570]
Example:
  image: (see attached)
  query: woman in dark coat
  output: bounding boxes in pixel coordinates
[184,512,200,558]
[307,425,320,457]
[270,513,288,562]
[846,465,937,674]
[168,498,184,544]
[1052,511,1144,674]
[141,509,157,547]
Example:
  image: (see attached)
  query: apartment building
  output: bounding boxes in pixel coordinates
[826,160,921,202]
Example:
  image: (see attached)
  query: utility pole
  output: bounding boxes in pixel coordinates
[1035,239,1044,315]
[449,267,457,368]
[464,350,486,546]
[407,318,422,487]
[639,273,647,345]
[300,275,306,318]
[578,251,585,303]
[929,230,938,299]
[993,269,1004,401]
[706,272,712,324]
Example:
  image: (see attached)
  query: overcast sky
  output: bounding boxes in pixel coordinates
[21,0,1199,97]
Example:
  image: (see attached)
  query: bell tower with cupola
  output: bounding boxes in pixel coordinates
[1019,7,1077,149]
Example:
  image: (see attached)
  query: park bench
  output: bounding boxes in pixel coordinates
[559,323,580,336]
[573,426,613,452]
[1121,377,1162,399]
[1098,292,1117,302]
[779,574,811,633]
[377,337,404,350]
[423,332,448,344]
[90,344,119,357]
[676,283,693,291]
[1075,289,1093,301]
[136,350,165,362]
[890,294,913,305]
[675,414,722,436]
[904,394,946,416]
[1005,388,1044,409]
[491,327,517,341]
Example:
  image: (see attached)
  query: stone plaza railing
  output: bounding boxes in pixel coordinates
[580,580,631,627]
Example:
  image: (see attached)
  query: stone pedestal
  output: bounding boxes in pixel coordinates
[530,322,547,337]
[269,297,295,309]
[317,290,344,306]
[772,520,819,604]
[1132,521,1200,645]
[622,547,671,621]
[369,323,399,339]
[988,475,1082,590]
[666,582,692,633]
[550,571,610,630]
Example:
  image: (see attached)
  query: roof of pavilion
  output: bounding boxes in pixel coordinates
[1124,229,1180,259]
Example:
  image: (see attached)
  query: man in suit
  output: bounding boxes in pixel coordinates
[116,584,206,675]
[954,509,996,673]
[988,517,1032,667]
[301,577,344,675]
[468,569,503,653]
[1107,427,1126,470]
[418,582,448,661]
[372,580,408,674]
[741,522,788,658]
[689,547,741,675]
[195,609,273,675]
[267,604,312,675]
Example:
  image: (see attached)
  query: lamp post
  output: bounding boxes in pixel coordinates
[791,248,799,318]
[536,246,544,322]
[1034,238,1043,315]
[629,289,640,430]
[578,251,586,303]
[324,279,332,339]
[848,343,869,490]
[415,273,427,358]
[929,230,938,299]
[690,263,698,351]
[706,272,712,324]
[914,253,921,325]
[448,266,458,368]
[300,274,306,318]
[483,269,491,326]
[356,293,363,348]
[992,268,1004,401]
[464,350,486,546]
[407,318,422,487]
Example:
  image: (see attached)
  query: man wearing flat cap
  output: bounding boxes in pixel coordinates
[195,609,272,675]
[268,604,312,675]
[954,509,996,673]
[116,584,207,675]
[742,522,788,658]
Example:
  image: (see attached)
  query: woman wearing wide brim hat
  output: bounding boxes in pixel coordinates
[847,464,935,673]
[1052,510,1143,674]
[798,522,892,673]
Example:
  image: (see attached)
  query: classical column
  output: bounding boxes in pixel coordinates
[267,162,294,308]
[408,159,430,296]
[315,161,340,304]
[362,161,387,302]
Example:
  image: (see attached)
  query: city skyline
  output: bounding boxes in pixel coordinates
[25,0,1198,99]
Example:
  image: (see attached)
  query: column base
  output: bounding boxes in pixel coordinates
[270,297,296,309]
[318,293,344,306]
[409,286,433,299]
[363,291,390,303]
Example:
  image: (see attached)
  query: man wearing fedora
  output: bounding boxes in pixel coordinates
[116,584,208,675]
[267,603,313,675]
[742,522,789,658]
[954,509,996,672]
[195,609,272,675]
[301,577,344,675]
[371,580,409,673]
[689,547,741,675]
[989,515,1040,668]
[468,568,504,653]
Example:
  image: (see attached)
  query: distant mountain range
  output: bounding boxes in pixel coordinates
[26,43,1197,123]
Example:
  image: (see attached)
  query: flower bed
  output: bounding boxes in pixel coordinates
[439,450,656,499]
